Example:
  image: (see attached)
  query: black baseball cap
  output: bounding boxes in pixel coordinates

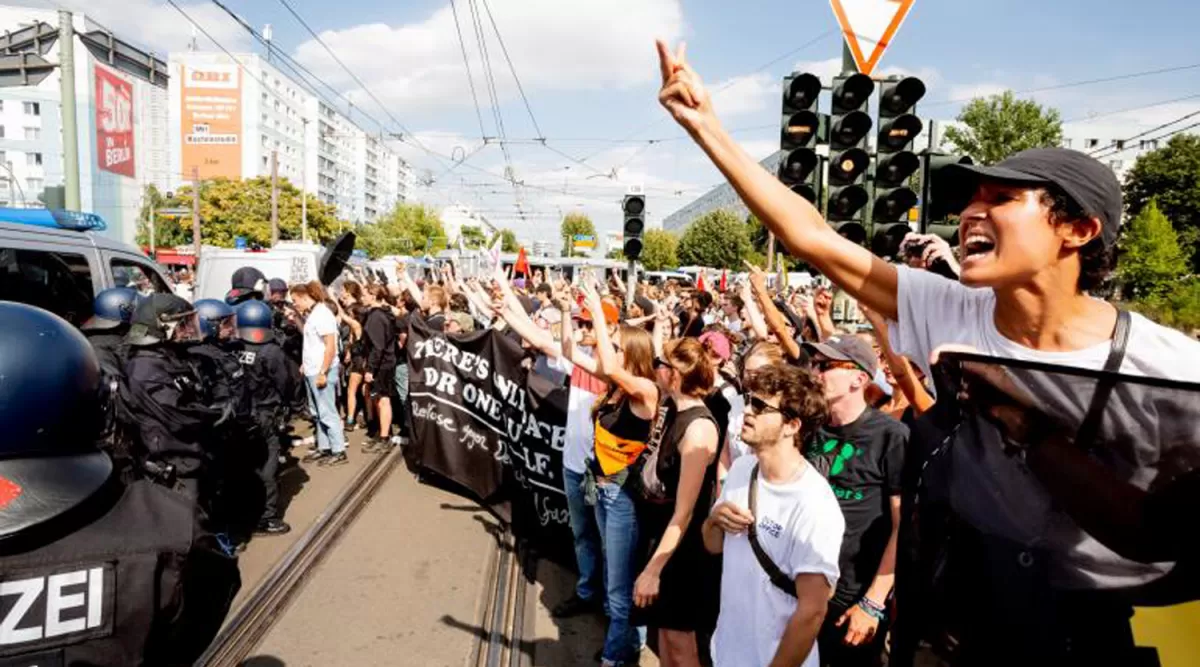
[803,335,878,377]
[936,148,1123,248]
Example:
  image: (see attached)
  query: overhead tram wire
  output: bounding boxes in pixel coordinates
[449,0,489,140]
[1088,107,1200,157]
[465,0,526,216]
[478,0,543,140]
[1062,93,1200,125]
[1091,118,1200,160]
[576,27,837,164]
[923,61,1200,108]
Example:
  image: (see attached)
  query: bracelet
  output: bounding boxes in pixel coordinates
[857,598,886,620]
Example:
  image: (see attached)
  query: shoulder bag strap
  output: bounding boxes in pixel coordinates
[747,464,798,598]
[1074,309,1132,450]
[645,395,672,454]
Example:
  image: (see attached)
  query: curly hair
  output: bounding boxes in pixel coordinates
[743,364,828,445]
[1040,186,1117,293]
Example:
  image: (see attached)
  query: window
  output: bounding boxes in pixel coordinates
[25,178,42,192]
[1085,138,1100,149]
[1115,140,1125,150]
[0,248,94,326]
[23,127,39,141]
[22,101,38,115]
[0,100,4,111]
[110,258,168,294]
[1109,160,1123,171]
[1062,138,1072,148]
[26,152,41,167]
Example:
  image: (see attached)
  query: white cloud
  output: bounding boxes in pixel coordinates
[944,82,1007,102]
[710,72,776,117]
[291,0,684,110]
[56,0,251,55]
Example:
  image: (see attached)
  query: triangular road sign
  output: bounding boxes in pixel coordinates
[829,0,915,76]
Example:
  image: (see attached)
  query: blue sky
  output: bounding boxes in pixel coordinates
[53,0,1200,243]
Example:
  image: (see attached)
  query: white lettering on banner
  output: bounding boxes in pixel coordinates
[534,491,570,526]
[412,401,457,432]
[412,337,490,379]
[459,423,488,451]
[0,567,105,646]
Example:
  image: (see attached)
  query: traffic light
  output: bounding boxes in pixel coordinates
[37,185,65,210]
[622,193,645,260]
[919,151,974,245]
[778,73,824,205]
[826,73,873,243]
[870,76,926,258]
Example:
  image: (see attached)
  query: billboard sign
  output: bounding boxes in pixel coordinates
[95,64,135,177]
[180,63,242,179]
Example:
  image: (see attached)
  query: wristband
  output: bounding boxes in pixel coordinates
[857,598,886,620]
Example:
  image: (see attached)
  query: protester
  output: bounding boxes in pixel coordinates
[362,284,399,452]
[703,364,843,667]
[340,282,368,433]
[290,281,348,467]
[802,336,907,667]
[654,39,1200,663]
[633,337,722,666]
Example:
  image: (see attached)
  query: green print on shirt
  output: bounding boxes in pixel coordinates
[817,438,864,501]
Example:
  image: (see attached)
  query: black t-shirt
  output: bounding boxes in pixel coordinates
[805,406,908,608]
[395,312,411,363]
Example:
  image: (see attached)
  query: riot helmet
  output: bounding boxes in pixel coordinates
[0,302,112,538]
[236,299,275,344]
[81,287,140,331]
[194,298,237,341]
[127,293,202,346]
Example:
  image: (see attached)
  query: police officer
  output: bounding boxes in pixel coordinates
[122,293,222,502]
[237,300,295,535]
[225,266,267,306]
[80,287,139,379]
[0,301,240,665]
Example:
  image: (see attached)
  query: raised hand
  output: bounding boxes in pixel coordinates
[655,40,714,135]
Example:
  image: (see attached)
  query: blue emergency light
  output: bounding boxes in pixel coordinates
[0,208,108,231]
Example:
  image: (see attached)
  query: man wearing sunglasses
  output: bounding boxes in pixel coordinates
[704,365,843,667]
[802,336,908,667]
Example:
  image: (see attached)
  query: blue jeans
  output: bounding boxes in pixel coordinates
[564,467,602,603]
[305,366,346,455]
[593,480,641,663]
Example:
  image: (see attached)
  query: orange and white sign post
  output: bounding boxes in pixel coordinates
[829,0,916,75]
[180,63,243,180]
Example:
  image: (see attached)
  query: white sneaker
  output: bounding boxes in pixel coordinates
[292,435,316,447]
[391,435,408,447]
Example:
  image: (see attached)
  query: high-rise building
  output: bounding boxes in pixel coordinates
[0,6,171,244]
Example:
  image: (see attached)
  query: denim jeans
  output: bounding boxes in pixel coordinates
[564,467,603,603]
[593,480,641,663]
[305,366,346,455]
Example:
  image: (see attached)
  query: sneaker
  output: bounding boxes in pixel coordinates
[255,518,292,535]
[363,437,386,453]
[319,452,349,467]
[292,435,316,448]
[302,450,330,464]
[344,420,357,433]
[390,435,406,447]
[551,593,601,619]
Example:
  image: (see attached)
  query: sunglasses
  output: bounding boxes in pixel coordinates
[814,359,861,373]
[653,357,676,373]
[743,393,794,419]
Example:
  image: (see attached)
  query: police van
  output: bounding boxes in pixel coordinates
[0,209,173,327]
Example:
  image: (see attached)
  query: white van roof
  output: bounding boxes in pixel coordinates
[194,246,322,301]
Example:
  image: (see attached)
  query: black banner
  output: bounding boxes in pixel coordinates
[406,321,572,555]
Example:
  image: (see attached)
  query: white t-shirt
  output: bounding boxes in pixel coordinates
[887,265,1200,589]
[560,348,605,474]
[720,382,751,463]
[711,455,844,667]
[302,302,339,376]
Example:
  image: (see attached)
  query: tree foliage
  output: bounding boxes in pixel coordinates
[942,91,1063,165]
[560,212,596,255]
[1117,200,1188,298]
[492,228,520,252]
[639,229,678,271]
[1124,134,1200,271]
[460,225,487,249]
[135,178,342,249]
[677,209,751,269]
[1134,278,1200,334]
[356,203,447,258]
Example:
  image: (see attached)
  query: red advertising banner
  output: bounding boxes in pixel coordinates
[95,64,135,177]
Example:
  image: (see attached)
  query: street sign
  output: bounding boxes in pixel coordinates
[829,0,915,76]
[156,208,190,216]
[235,236,246,249]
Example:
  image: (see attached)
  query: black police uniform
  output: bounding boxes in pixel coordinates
[239,340,294,525]
[0,301,240,666]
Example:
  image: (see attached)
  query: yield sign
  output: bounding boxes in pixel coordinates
[829,0,915,76]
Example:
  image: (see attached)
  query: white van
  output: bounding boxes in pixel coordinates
[0,209,173,328]
[193,244,325,302]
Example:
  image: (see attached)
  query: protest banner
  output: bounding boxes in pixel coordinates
[406,320,573,556]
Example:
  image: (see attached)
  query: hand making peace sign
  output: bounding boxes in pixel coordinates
[655,40,715,135]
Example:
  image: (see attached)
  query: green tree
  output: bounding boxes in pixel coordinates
[1117,200,1188,298]
[677,209,751,269]
[942,91,1063,165]
[135,178,341,249]
[135,184,189,249]
[492,228,520,252]
[357,203,447,258]
[1124,134,1200,271]
[640,229,678,271]
[560,212,596,256]
[460,225,487,249]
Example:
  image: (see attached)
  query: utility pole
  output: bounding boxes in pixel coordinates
[191,167,202,267]
[149,202,156,258]
[301,119,309,243]
[766,233,776,271]
[270,149,279,245]
[59,10,80,210]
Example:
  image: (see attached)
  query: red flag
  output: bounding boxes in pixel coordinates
[514,246,530,277]
[696,272,706,292]
[719,269,728,293]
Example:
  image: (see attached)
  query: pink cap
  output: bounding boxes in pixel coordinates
[698,331,732,361]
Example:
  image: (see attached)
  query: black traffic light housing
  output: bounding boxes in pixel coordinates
[870,76,926,258]
[622,194,645,259]
[778,73,824,205]
[826,73,873,244]
[37,185,65,209]
[919,151,974,246]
